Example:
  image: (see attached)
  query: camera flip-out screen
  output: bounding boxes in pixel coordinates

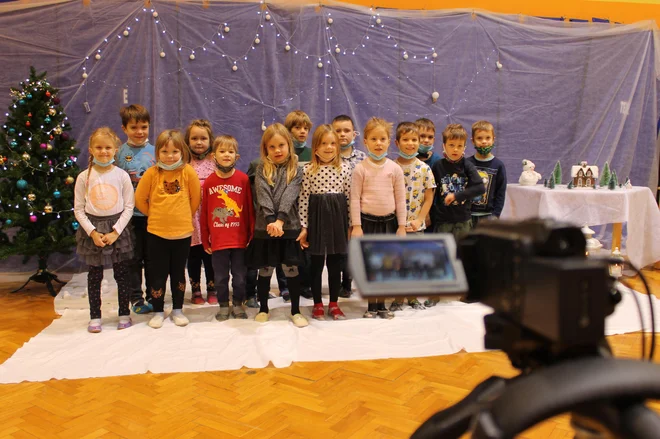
[348,234,469,298]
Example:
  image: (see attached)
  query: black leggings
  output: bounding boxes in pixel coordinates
[147,233,191,313]
[310,254,342,305]
[187,244,215,293]
[87,262,130,319]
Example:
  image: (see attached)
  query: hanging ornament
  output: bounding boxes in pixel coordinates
[27,112,32,118]
[261,120,267,131]
[8,128,15,134]
[496,61,503,70]
[40,143,47,149]
[49,135,54,140]
[61,132,69,141]
[160,51,166,58]
[82,72,88,79]
[335,47,341,54]
[224,26,230,33]
[403,52,409,60]
[54,127,62,135]
[26,93,32,99]
[254,37,260,45]
[19,99,25,105]
[327,18,333,24]
[27,193,36,201]
[4,219,12,226]
[49,108,56,116]
[153,11,159,18]
[285,44,291,52]
[53,97,60,105]
[431,91,440,103]
[25,121,31,127]
[66,159,73,166]
[123,30,129,37]
[53,190,61,199]
[29,215,37,223]
[317,62,323,69]
[376,18,382,24]
[16,179,28,190]
[65,176,75,185]
[45,91,51,98]
[232,65,238,72]
[22,152,30,161]
[10,141,17,148]
[95,53,101,60]
[44,204,53,214]
[189,54,195,60]
[432,52,438,59]
[44,117,51,124]
[0,156,5,165]
[265,13,271,21]
[71,221,79,231]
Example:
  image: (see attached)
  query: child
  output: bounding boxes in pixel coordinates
[428,123,485,306]
[201,135,254,320]
[298,125,352,320]
[246,123,308,328]
[116,104,155,314]
[390,122,436,311]
[332,114,366,298]
[284,110,313,163]
[135,130,201,329]
[74,127,135,333]
[185,119,217,304]
[466,120,507,226]
[350,117,407,319]
[415,118,441,233]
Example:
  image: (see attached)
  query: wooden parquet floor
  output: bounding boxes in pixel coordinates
[0,270,659,439]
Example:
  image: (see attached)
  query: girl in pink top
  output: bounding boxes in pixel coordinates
[186,119,218,305]
[350,117,407,319]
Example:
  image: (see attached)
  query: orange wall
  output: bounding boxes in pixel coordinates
[341,0,660,25]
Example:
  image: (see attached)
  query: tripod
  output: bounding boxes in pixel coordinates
[411,314,660,439]
[10,255,66,296]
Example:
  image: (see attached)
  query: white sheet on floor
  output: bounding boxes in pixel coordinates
[1,271,657,383]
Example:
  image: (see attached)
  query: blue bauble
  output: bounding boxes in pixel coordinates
[4,219,11,226]
[53,190,61,199]
[16,179,27,190]
[26,93,32,99]
[65,159,72,166]
[10,141,17,148]
[44,117,51,124]
[71,221,79,231]
[18,99,25,105]
[8,128,15,134]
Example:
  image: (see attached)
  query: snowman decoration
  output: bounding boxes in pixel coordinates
[519,159,542,186]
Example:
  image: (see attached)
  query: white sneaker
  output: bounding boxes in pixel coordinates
[170,311,189,327]
[148,313,164,329]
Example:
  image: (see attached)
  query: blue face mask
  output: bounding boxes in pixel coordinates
[157,159,183,171]
[398,150,419,160]
[93,158,115,167]
[340,140,355,150]
[418,144,433,154]
[367,151,388,161]
[293,139,307,150]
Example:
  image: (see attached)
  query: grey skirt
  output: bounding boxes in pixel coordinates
[76,212,135,266]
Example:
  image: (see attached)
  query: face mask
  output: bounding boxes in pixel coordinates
[127,138,149,148]
[157,159,183,171]
[293,139,307,150]
[340,140,355,150]
[214,158,235,174]
[475,145,494,156]
[93,158,115,167]
[367,151,388,161]
[418,144,433,154]
[398,150,419,160]
[316,153,336,164]
[192,148,211,160]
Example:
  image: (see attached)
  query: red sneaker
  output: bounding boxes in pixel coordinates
[312,303,325,320]
[191,292,204,305]
[328,302,346,320]
[207,292,218,305]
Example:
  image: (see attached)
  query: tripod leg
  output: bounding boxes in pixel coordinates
[45,279,57,297]
[9,277,34,294]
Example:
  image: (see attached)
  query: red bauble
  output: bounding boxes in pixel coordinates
[49,135,54,140]
[45,91,51,98]
[27,112,32,118]
[25,121,31,127]
[60,132,69,141]
[53,97,60,105]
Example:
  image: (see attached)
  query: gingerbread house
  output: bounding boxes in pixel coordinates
[571,161,599,188]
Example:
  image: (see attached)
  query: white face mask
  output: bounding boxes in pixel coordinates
[157,159,183,170]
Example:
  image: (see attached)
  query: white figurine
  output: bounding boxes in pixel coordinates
[519,159,542,186]
[624,177,632,189]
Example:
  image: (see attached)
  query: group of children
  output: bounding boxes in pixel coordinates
[73,104,506,332]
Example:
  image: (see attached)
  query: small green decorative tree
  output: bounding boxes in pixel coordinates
[552,161,562,185]
[608,175,616,190]
[600,161,611,187]
[567,180,574,189]
[548,174,556,189]
[0,67,80,295]
[611,169,619,187]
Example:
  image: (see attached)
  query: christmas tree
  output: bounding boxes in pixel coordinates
[567,180,574,189]
[611,169,619,187]
[600,161,611,187]
[548,174,556,189]
[552,161,562,185]
[0,67,80,294]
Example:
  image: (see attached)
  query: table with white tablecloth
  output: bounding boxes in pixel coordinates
[500,184,660,268]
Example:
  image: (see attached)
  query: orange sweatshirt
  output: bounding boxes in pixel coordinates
[135,164,201,239]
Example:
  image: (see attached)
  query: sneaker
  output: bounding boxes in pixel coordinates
[269,292,277,299]
[281,290,290,303]
[327,303,346,320]
[231,306,248,319]
[87,319,102,333]
[117,317,132,330]
[424,298,439,308]
[215,306,230,321]
[389,301,404,312]
[148,313,165,329]
[338,288,352,299]
[171,311,189,327]
[245,297,260,308]
[206,292,218,305]
[409,298,426,310]
[290,313,309,328]
[312,303,325,320]
[363,310,377,318]
[191,291,205,305]
[301,288,313,300]
[255,312,270,323]
[378,309,395,319]
[132,302,153,314]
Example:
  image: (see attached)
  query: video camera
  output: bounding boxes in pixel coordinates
[349,219,660,438]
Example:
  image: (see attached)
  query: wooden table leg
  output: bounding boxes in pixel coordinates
[611,223,622,253]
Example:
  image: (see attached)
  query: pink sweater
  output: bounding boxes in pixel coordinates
[350,158,407,226]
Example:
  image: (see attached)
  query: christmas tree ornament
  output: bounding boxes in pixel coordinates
[431,91,440,103]
[123,30,129,37]
[16,179,28,189]
[8,128,15,134]
[232,65,238,72]
[19,99,25,105]
[25,121,30,127]
[160,51,166,58]
[27,112,32,117]
[49,135,54,140]
[29,215,37,223]
[71,221,79,231]
[26,93,32,99]
[0,156,5,165]
[48,108,56,116]
[65,176,74,185]
[40,143,47,149]
[53,190,61,198]
[95,53,101,60]
[265,13,271,20]
[285,44,291,51]
[47,143,53,151]
[61,132,69,141]
[65,159,73,166]
[22,152,30,161]
[10,141,17,148]
[27,193,36,201]
[53,97,60,104]
[45,91,51,98]
[44,116,51,124]
[4,219,12,226]
[327,17,333,24]
[224,26,230,33]
[153,11,158,18]
[82,72,88,79]
[44,204,53,214]
[54,127,62,134]
[254,37,260,45]
[189,54,195,60]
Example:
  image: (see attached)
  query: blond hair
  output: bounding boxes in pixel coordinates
[213,135,238,154]
[260,123,299,186]
[155,129,191,166]
[87,127,121,185]
[308,124,341,175]
[442,124,468,144]
[185,119,214,148]
[471,120,495,138]
[284,110,312,131]
[363,117,393,139]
